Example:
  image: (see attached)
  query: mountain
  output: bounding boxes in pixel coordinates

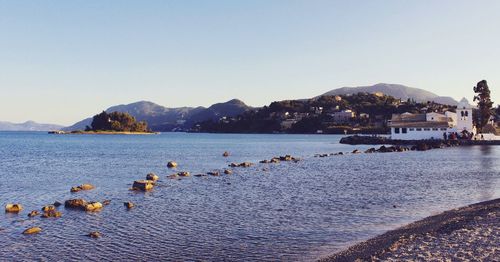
[65,99,252,132]
[185,99,251,125]
[0,121,64,131]
[318,83,458,105]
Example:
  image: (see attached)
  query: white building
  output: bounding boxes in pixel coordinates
[331,110,355,123]
[455,98,475,133]
[389,97,476,140]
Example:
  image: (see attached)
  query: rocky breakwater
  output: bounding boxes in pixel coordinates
[340,135,497,146]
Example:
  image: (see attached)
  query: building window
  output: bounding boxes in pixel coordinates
[394,128,400,134]
[432,128,438,131]
[440,128,447,131]
[416,128,422,131]
[424,128,430,131]
[402,128,407,133]
[409,128,415,131]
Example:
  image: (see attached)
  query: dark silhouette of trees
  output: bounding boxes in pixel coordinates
[473,80,494,131]
[86,111,149,132]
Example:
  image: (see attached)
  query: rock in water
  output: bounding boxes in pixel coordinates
[102,200,111,205]
[365,148,376,153]
[177,171,190,177]
[28,210,40,217]
[124,202,134,209]
[207,171,220,176]
[41,205,56,212]
[70,184,95,193]
[84,202,103,212]
[146,173,159,181]
[224,169,233,175]
[132,180,154,191]
[42,211,62,218]
[23,227,42,235]
[64,199,88,209]
[270,158,280,163]
[53,201,62,207]
[223,151,230,157]
[167,161,178,168]
[88,231,101,238]
[5,204,23,213]
[240,162,253,167]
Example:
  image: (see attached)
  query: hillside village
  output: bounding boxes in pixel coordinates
[194,92,465,134]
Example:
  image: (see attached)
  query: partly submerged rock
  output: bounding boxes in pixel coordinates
[230,162,253,168]
[28,210,40,217]
[132,180,154,191]
[53,201,62,207]
[102,200,111,206]
[5,204,23,213]
[352,149,362,154]
[223,151,230,157]
[146,173,159,182]
[41,205,56,212]
[270,158,280,163]
[207,171,220,177]
[224,169,233,175]
[70,184,95,193]
[41,211,62,218]
[64,199,88,209]
[365,148,376,153]
[167,161,178,168]
[84,202,103,212]
[124,202,134,209]
[23,227,42,235]
[177,171,190,177]
[88,231,101,238]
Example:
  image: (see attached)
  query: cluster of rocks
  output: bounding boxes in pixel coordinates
[315,141,460,159]
[8,153,302,236]
[259,155,300,164]
[64,199,103,212]
[229,162,253,168]
[132,172,160,190]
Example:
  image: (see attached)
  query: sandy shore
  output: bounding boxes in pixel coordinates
[320,198,499,261]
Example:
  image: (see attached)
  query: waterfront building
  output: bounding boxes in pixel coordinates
[389,97,475,140]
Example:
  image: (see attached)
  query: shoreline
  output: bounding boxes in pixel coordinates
[340,135,500,146]
[319,198,500,261]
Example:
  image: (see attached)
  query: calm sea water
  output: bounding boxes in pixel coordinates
[0,132,499,261]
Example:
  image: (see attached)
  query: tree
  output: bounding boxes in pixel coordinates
[89,111,149,132]
[473,80,494,131]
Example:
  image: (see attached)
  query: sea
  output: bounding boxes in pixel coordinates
[0,132,498,261]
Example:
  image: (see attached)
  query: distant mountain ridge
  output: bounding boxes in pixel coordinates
[63,83,458,132]
[64,99,252,132]
[0,121,64,131]
[319,83,458,105]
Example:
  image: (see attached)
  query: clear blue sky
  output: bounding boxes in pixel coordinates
[1,0,499,125]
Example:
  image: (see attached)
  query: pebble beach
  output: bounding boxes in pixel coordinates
[321,198,500,261]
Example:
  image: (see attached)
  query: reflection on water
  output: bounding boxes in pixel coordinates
[475,145,497,200]
[0,132,499,261]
